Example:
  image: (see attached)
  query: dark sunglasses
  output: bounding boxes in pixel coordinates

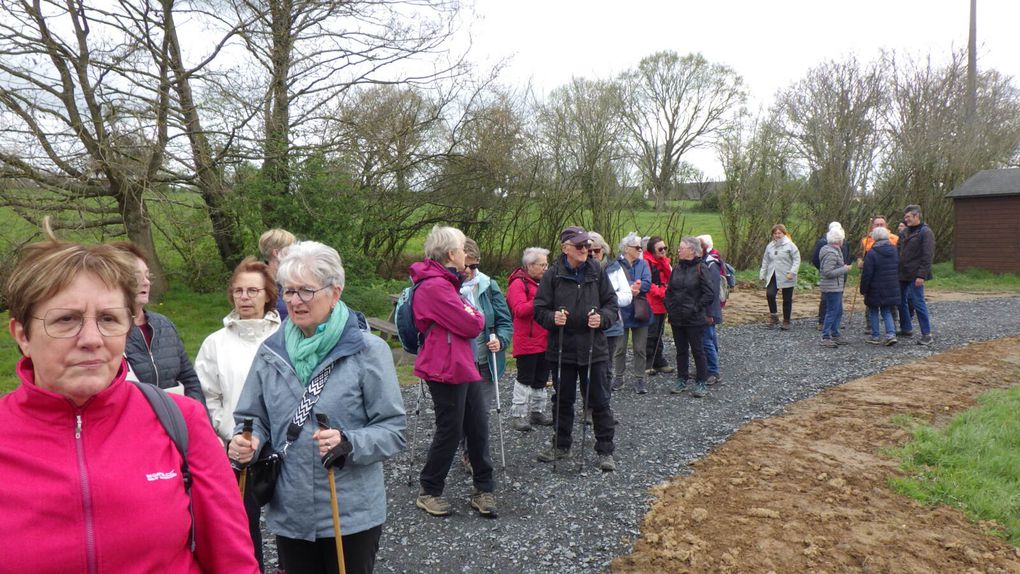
[656,246,668,253]
[590,248,603,255]
[467,263,480,270]
[571,243,590,251]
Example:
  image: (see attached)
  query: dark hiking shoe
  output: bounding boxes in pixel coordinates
[896,330,913,337]
[884,336,898,346]
[917,334,934,346]
[692,380,708,398]
[611,377,625,391]
[536,446,571,463]
[416,493,452,517]
[670,379,689,394]
[657,365,675,374]
[707,374,722,386]
[469,490,498,518]
[530,411,553,426]
[780,321,791,331]
[819,338,837,348]
[767,314,779,329]
[511,417,532,432]
[597,454,616,472]
[833,337,848,346]
[634,379,648,394]
[866,337,882,345]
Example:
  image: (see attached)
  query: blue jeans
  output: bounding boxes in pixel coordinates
[703,325,719,376]
[868,305,896,338]
[821,291,843,339]
[899,281,931,335]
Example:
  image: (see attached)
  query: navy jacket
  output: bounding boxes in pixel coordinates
[860,240,901,307]
[125,310,205,405]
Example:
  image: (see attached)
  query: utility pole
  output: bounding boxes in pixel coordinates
[965,0,977,124]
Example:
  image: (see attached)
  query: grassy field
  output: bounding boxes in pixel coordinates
[890,382,1020,546]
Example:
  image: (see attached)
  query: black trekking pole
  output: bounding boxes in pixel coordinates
[649,313,666,375]
[577,308,598,473]
[552,307,566,474]
[406,379,426,487]
[487,329,507,470]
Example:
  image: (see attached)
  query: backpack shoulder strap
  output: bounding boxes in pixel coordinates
[131,381,195,551]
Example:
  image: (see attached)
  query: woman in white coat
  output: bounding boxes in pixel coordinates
[758,223,801,330]
[195,256,281,571]
[588,232,633,396]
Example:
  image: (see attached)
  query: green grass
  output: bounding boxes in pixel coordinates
[927,262,1020,292]
[890,385,1020,547]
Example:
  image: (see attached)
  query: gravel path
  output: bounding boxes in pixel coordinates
[270,296,1020,573]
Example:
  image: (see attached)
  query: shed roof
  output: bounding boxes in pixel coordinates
[947,168,1020,198]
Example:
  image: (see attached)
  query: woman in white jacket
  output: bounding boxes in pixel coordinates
[588,232,634,395]
[195,256,281,571]
[758,223,801,330]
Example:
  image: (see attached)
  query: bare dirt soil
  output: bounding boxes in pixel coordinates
[612,333,1020,573]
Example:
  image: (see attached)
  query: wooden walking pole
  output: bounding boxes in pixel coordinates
[327,467,347,574]
[238,418,253,497]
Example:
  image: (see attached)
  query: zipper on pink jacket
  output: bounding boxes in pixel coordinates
[75,412,99,574]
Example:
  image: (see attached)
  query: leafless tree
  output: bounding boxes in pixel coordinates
[620,51,746,210]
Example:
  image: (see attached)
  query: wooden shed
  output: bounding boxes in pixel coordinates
[946,168,1020,273]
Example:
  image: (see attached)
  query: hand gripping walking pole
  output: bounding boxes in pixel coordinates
[316,414,347,574]
[578,308,597,473]
[237,418,253,497]
[406,379,426,487]
[553,307,566,473]
[488,329,507,469]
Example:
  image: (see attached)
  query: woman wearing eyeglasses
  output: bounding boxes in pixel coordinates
[195,257,281,570]
[113,242,206,405]
[642,235,674,376]
[0,228,258,573]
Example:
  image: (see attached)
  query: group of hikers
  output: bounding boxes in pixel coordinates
[0,204,936,573]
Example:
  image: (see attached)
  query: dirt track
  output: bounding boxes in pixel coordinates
[613,335,1020,573]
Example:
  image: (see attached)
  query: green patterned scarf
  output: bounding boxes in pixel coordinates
[284,301,349,386]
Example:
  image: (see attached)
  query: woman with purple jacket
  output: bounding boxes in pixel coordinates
[410,226,495,519]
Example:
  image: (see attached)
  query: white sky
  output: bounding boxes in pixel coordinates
[464,0,1020,178]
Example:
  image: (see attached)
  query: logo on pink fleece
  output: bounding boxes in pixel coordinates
[145,470,179,481]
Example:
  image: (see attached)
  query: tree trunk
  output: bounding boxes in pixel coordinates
[261,0,295,211]
[117,183,169,302]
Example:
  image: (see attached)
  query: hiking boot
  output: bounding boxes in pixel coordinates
[597,453,616,472]
[780,321,791,331]
[884,336,898,346]
[819,338,837,348]
[896,330,913,338]
[866,337,881,345]
[416,492,452,517]
[692,380,708,398]
[511,417,532,432]
[767,313,779,329]
[833,337,848,346]
[611,377,625,391]
[536,446,571,463]
[469,490,498,518]
[707,373,722,386]
[670,379,689,394]
[634,378,648,394]
[644,368,657,376]
[917,334,934,346]
[530,411,553,426]
[657,365,675,374]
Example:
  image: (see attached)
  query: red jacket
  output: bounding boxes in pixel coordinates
[409,259,485,384]
[505,267,548,356]
[0,358,258,574]
[643,250,673,314]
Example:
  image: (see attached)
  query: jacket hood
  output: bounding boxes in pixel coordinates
[262,308,368,372]
[224,310,282,341]
[508,267,535,287]
[409,258,461,289]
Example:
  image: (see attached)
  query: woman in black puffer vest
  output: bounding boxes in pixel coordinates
[664,236,715,398]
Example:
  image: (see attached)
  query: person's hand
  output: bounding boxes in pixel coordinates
[485,334,501,352]
[915,277,924,288]
[857,259,864,269]
[586,310,601,329]
[313,427,345,458]
[785,272,794,281]
[554,309,568,326]
[845,264,852,272]
[630,280,641,295]
[705,316,715,326]
[228,433,259,465]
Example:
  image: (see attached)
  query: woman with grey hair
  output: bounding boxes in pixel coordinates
[860,226,900,345]
[407,226,495,518]
[818,227,852,347]
[507,247,552,431]
[664,236,715,398]
[230,240,406,573]
[588,232,634,400]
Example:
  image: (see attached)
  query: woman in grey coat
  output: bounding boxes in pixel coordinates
[230,241,406,574]
[818,227,853,347]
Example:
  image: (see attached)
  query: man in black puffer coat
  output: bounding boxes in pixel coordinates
[665,236,715,399]
[533,226,619,472]
[860,226,901,345]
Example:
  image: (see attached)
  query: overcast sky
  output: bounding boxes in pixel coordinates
[463,0,1020,178]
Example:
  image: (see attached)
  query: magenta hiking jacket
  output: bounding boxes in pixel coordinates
[410,259,485,384]
[0,358,258,574]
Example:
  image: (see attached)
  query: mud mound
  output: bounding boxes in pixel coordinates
[613,337,1020,573]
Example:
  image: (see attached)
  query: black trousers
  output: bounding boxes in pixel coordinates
[515,352,550,390]
[645,313,669,369]
[766,276,794,321]
[420,379,494,495]
[551,361,614,454]
[672,324,707,382]
[241,477,264,572]
[276,525,382,574]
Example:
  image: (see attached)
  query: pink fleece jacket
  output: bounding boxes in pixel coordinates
[0,358,258,574]
[505,267,548,357]
[409,259,485,384]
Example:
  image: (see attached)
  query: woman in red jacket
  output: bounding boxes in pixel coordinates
[643,236,675,375]
[505,247,552,432]
[409,225,493,519]
[0,225,257,574]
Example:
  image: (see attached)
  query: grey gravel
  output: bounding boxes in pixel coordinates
[263,296,1020,573]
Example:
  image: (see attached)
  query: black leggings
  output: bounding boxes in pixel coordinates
[276,524,382,574]
[766,276,794,322]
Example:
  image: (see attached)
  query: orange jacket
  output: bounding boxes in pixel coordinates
[860,232,898,255]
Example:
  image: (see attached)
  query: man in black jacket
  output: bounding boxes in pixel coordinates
[533,226,620,471]
[898,205,936,345]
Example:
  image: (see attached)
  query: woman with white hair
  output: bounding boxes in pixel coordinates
[230,241,406,573]
[611,232,650,393]
[860,226,901,345]
[818,227,853,347]
[506,247,553,431]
